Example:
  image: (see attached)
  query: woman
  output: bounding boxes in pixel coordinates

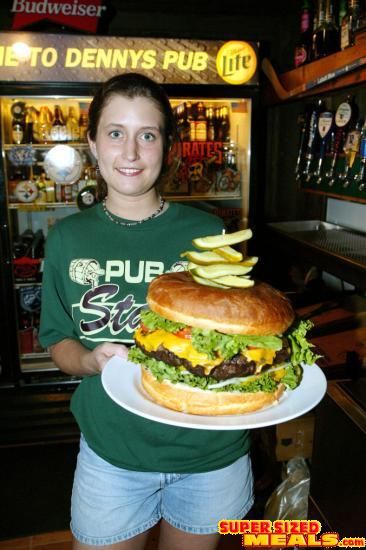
[39,73,253,550]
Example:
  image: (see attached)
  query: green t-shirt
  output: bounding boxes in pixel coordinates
[40,201,250,473]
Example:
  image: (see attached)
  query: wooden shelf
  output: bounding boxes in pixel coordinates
[264,41,366,103]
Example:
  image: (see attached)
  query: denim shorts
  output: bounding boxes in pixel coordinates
[70,435,253,546]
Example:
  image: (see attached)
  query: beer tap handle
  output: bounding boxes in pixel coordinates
[326,127,344,186]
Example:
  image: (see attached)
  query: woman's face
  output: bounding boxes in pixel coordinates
[88,94,165,200]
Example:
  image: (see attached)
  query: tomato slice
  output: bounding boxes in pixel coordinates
[140,323,150,335]
[174,327,192,339]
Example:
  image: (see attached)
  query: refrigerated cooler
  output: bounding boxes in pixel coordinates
[0,32,260,387]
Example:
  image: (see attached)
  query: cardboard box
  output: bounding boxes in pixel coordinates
[275,413,315,462]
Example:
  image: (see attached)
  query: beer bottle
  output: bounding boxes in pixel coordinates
[195,102,207,142]
[12,119,24,144]
[51,105,67,142]
[206,107,216,141]
[187,102,196,141]
[34,106,52,143]
[77,167,98,210]
[214,108,222,141]
[219,107,230,143]
[66,106,80,142]
[181,103,191,142]
[342,0,361,47]
[24,106,39,144]
[294,0,313,67]
[78,112,89,142]
[312,0,339,59]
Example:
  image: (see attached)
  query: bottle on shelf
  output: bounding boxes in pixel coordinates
[79,112,89,142]
[33,106,52,143]
[50,105,67,142]
[339,0,349,49]
[221,107,231,142]
[66,106,80,142]
[34,172,48,203]
[195,102,207,142]
[294,0,313,67]
[43,172,56,203]
[312,0,339,60]
[24,106,39,144]
[216,106,230,142]
[187,102,196,141]
[12,118,25,144]
[214,107,222,140]
[77,166,98,209]
[181,103,191,142]
[341,0,361,48]
[206,107,216,141]
[64,183,75,203]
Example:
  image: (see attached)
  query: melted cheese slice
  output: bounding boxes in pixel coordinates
[135,328,278,375]
[135,328,222,375]
[243,348,277,372]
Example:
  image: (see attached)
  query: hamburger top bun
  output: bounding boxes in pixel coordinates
[147,271,294,336]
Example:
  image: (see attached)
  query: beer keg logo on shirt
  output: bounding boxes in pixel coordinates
[216,41,257,85]
[68,258,187,340]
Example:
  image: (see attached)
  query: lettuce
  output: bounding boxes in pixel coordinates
[140,309,283,360]
[128,347,302,393]
[191,329,282,360]
[287,320,322,366]
[128,346,212,389]
[140,309,185,333]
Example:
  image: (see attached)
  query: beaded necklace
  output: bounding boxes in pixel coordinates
[102,197,166,227]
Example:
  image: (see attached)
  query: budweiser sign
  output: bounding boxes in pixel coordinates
[11,0,107,32]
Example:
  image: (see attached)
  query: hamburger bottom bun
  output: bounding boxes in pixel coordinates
[141,367,285,416]
[147,272,295,336]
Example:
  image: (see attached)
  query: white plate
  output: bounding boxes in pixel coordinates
[101,357,327,430]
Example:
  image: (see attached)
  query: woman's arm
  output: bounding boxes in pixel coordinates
[49,339,129,377]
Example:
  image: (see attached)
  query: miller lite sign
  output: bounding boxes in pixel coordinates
[11,0,107,33]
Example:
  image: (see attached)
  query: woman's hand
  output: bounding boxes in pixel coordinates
[83,342,129,373]
[49,339,129,377]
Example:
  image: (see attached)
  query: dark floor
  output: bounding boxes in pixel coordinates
[1,428,280,546]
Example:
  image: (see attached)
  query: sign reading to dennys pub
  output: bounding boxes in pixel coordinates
[0,32,259,85]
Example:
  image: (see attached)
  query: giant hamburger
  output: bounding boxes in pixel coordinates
[129,271,318,415]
